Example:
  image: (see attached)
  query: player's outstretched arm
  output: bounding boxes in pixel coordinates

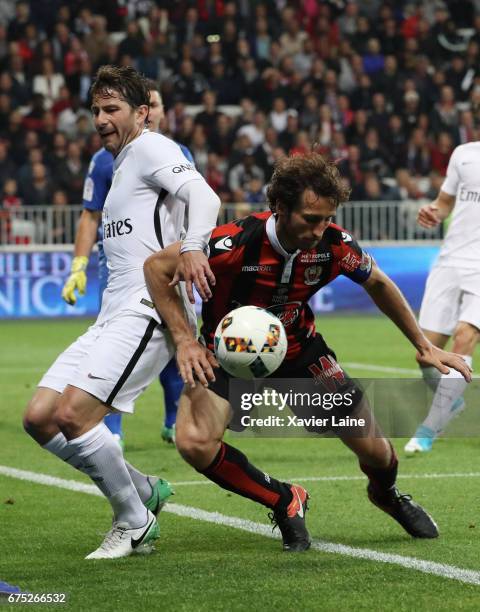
[417,190,455,229]
[144,243,218,388]
[362,262,472,382]
[62,209,101,305]
[171,180,221,304]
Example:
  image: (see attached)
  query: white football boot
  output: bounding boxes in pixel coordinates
[85,510,159,560]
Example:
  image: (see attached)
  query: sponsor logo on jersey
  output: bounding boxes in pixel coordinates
[103,218,133,239]
[300,252,331,263]
[308,355,345,392]
[215,236,233,251]
[241,264,272,272]
[304,265,323,285]
[340,252,361,272]
[271,285,289,305]
[172,163,195,173]
[459,187,480,202]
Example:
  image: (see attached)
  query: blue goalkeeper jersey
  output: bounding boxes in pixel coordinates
[82,143,194,296]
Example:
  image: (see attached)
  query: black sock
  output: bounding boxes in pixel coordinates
[200,442,293,510]
[360,441,398,495]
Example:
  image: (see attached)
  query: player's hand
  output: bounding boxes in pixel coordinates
[417,204,441,229]
[61,256,88,305]
[176,338,218,388]
[169,250,216,304]
[416,344,472,382]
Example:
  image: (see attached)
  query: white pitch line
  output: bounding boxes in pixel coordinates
[1,465,480,586]
[169,472,480,486]
[343,362,420,375]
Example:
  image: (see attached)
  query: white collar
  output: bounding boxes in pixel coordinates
[266,214,300,260]
[114,129,149,168]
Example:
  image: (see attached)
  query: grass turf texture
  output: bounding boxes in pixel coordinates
[0,317,479,611]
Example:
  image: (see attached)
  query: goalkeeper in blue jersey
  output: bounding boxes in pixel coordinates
[61,79,188,445]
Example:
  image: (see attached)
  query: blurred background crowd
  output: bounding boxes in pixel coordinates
[0,0,479,210]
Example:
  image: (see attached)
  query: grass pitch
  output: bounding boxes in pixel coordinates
[0,317,479,611]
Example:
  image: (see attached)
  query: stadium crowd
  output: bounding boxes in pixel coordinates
[0,0,479,211]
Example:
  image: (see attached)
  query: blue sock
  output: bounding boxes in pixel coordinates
[160,358,184,428]
[104,412,123,437]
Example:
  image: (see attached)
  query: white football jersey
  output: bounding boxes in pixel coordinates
[98,130,199,327]
[438,142,480,268]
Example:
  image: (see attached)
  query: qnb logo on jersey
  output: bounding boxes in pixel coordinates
[103,218,133,239]
[172,163,195,174]
[459,187,480,203]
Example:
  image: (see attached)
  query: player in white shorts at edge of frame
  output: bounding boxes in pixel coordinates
[405,141,480,454]
[22,65,221,559]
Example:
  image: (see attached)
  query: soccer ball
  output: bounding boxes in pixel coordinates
[214,306,288,379]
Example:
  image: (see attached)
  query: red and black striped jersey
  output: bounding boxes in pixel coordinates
[201,211,373,360]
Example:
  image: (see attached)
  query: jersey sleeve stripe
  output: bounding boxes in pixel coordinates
[153,188,168,248]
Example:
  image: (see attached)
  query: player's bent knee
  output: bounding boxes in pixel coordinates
[23,392,58,436]
[175,425,217,468]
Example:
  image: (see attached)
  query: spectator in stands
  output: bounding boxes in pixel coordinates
[55,140,87,203]
[431,84,459,135]
[362,38,385,75]
[47,131,68,175]
[20,162,56,207]
[429,131,454,175]
[171,58,209,104]
[118,20,144,60]
[228,153,265,202]
[2,177,21,208]
[83,15,109,66]
[278,109,300,152]
[195,90,222,137]
[237,110,267,148]
[32,58,65,110]
[244,177,265,204]
[190,125,209,176]
[17,147,45,185]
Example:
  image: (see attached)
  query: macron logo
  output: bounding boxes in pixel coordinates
[215,236,233,251]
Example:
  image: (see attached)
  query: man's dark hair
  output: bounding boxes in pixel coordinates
[267,153,350,214]
[90,65,150,109]
[144,78,160,94]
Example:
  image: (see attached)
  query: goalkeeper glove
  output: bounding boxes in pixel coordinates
[62,255,88,305]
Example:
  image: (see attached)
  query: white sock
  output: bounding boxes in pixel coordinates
[124,464,154,502]
[420,365,442,393]
[43,432,153,504]
[67,423,147,527]
[423,355,472,434]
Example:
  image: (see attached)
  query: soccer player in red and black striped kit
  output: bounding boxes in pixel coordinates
[145,153,471,551]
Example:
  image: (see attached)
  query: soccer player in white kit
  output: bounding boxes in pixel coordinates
[405,142,480,453]
[22,66,221,558]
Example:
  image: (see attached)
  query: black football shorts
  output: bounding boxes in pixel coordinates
[208,334,364,433]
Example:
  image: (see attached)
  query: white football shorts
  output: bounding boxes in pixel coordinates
[38,311,175,413]
[419,265,480,336]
